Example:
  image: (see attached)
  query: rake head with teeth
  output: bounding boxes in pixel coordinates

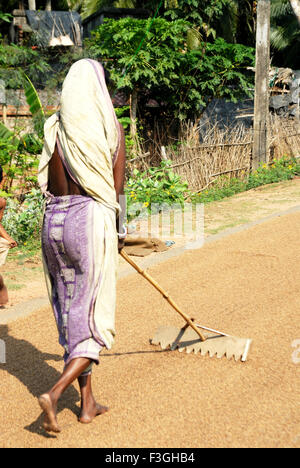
[151,325,252,362]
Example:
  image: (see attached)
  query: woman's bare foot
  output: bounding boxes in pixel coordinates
[78,401,109,424]
[38,394,61,433]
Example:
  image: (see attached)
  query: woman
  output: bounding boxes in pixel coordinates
[37,59,126,433]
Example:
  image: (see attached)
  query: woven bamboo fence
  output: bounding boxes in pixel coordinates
[136,116,300,193]
[167,123,252,192]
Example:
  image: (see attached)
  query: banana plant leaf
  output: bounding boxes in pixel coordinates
[23,74,45,137]
[0,122,14,140]
[0,122,20,148]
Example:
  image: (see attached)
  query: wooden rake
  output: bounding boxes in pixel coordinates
[120,250,252,362]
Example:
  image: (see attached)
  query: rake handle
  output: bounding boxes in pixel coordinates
[120,249,206,342]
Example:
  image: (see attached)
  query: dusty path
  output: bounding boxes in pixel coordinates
[0,195,299,447]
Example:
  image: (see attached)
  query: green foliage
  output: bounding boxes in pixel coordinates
[23,74,45,138]
[0,134,40,194]
[164,0,256,46]
[0,11,12,23]
[125,160,190,220]
[114,106,135,155]
[174,38,255,120]
[87,17,189,90]
[0,137,18,168]
[164,0,229,36]
[19,133,43,155]
[80,0,136,19]
[191,176,247,204]
[2,189,44,244]
[247,157,300,189]
[0,122,14,140]
[270,0,300,67]
[192,157,300,204]
[0,42,50,89]
[0,75,44,197]
[86,17,255,121]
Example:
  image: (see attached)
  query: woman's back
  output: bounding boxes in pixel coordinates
[48,144,86,196]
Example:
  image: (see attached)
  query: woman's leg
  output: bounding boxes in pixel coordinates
[0,274,8,306]
[38,357,92,433]
[77,373,108,424]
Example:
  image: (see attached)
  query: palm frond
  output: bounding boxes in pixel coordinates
[270,26,291,50]
[271,0,292,18]
[80,0,111,19]
[114,0,135,7]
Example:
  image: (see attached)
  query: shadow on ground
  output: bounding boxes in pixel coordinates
[0,324,79,438]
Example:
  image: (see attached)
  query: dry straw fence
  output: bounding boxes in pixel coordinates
[137,115,300,193]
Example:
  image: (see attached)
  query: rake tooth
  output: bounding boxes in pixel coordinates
[234,353,241,362]
[226,353,234,361]
[200,347,208,357]
[192,342,202,354]
[160,339,171,350]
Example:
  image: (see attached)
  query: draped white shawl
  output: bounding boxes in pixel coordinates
[38,59,121,212]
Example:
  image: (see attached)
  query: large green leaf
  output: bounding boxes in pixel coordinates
[0,122,20,149]
[23,74,45,137]
[0,122,14,140]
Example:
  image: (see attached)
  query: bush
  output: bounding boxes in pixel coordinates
[192,177,247,203]
[0,42,50,89]
[125,160,190,221]
[2,189,43,244]
[0,134,40,195]
[246,156,300,189]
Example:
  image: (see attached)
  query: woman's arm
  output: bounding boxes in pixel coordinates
[113,122,126,251]
[113,122,126,200]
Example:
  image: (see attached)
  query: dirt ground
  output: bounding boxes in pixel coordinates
[0,179,299,448]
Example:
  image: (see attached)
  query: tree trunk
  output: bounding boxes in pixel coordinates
[252,0,270,170]
[28,0,36,10]
[45,0,52,11]
[130,88,141,157]
[290,0,300,25]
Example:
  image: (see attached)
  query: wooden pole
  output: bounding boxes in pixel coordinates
[130,88,141,157]
[252,0,271,171]
[3,105,7,126]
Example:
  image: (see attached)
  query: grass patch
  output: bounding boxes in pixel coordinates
[207,219,250,235]
[191,156,300,205]
[7,237,42,264]
[4,281,25,290]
